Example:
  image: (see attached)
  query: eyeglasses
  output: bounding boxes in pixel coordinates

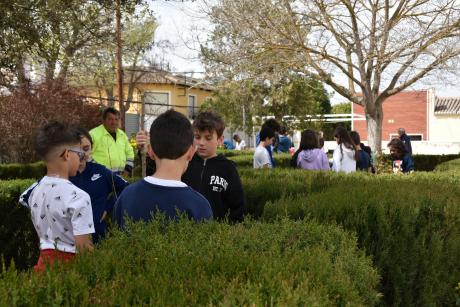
[60,147,86,161]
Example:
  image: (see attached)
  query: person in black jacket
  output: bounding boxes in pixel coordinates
[398,128,412,155]
[181,111,246,222]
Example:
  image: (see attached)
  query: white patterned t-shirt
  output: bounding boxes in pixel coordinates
[19,176,94,253]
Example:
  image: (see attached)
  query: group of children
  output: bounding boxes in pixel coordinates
[20,110,246,272]
[20,109,416,272]
[255,122,414,174]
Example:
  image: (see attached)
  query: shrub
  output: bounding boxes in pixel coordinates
[262,179,460,306]
[0,218,380,306]
[435,157,460,173]
[0,82,103,163]
[0,162,45,180]
[0,179,38,271]
[228,153,292,168]
[413,154,459,171]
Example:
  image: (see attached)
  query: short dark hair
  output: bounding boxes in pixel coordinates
[34,121,81,160]
[299,130,318,150]
[102,107,120,120]
[193,111,225,137]
[349,131,361,146]
[72,127,93,146]
[387,138,407,158]
[261,118,281,132]
[150,110,194,159]
[260,126,275,141]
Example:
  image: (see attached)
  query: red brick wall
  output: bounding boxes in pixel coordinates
[352,91,428,141]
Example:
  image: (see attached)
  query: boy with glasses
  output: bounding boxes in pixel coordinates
[20,121,94,272]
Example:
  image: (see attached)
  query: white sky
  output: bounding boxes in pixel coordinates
[149,1,460,103]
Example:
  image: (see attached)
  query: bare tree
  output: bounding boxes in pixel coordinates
[201,0,460,151]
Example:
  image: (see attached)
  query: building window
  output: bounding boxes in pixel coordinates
[142,92,170,115]
[188,95,197,119]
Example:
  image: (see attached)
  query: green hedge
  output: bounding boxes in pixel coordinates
[435,157,460,172]
[228,153,293,168]
[413,154,459,171]
[0,218,380,306]
[2,153,458,180]
[262,176,460,306]
[0,179,38,271]
[2,170,460,306]
[0,162,45,180]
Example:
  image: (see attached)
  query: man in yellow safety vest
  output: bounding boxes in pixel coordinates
[90,107,134,177]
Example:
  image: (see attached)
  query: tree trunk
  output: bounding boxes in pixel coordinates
[365,102,383,153]
[15,58,30,91]
[106,87,115,107]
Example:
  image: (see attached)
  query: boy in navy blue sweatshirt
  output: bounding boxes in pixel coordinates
[113,110,212,228]
[69,127,128,243]
[136,111,246,222]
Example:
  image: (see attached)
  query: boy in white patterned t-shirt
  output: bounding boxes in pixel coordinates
[19,122,94,272]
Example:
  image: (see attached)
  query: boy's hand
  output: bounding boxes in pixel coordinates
[100,211,108,222]
[136,130,149,147]
[75,234,94,252]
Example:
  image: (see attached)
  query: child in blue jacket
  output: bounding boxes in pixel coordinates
[69,127,128,242]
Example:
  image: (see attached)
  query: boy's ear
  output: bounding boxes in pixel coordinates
[186,144,197,161]
[147,144,156,160]
[217,135,224,146]
[61,149,70,161]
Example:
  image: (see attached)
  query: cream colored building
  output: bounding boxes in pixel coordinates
[85,69,213,137]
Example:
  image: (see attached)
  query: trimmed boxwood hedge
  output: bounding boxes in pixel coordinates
[2,153,458,179]
[0,162,45,180]
[435,157,460,172]
[2,169,460,306]
[262,176,460,306]
[0,218,381,306]
[0,179,38,271]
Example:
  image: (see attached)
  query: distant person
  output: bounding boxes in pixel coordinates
[277,126,294,153]
[223,139,234,150]
[387,138,415,174]
[331,127,357,173]
[350,131,372,172]
[233,134,246,150]
[90,107,134,177]
[113,110,213,228]
[20,122,94,272]
[397,128,412,155]
[296,130,330,170]
[254,126,275,169]
[256,119,281,166]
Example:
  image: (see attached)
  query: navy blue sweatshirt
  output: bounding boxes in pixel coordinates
[113,178,212,228]
[182,154,246,222]
[69,161,128,242]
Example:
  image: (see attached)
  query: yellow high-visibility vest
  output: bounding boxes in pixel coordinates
[89,125,134,172]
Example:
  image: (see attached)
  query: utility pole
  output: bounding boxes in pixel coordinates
[116,0,125,130]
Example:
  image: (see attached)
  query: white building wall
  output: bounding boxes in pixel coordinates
[428,88,460,142]
[428,115,460,142]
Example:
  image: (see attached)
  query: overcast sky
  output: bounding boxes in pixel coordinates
[149,1,460,103]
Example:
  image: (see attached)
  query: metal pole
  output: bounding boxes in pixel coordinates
[140,96,146,177]
[116,0,125,130]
